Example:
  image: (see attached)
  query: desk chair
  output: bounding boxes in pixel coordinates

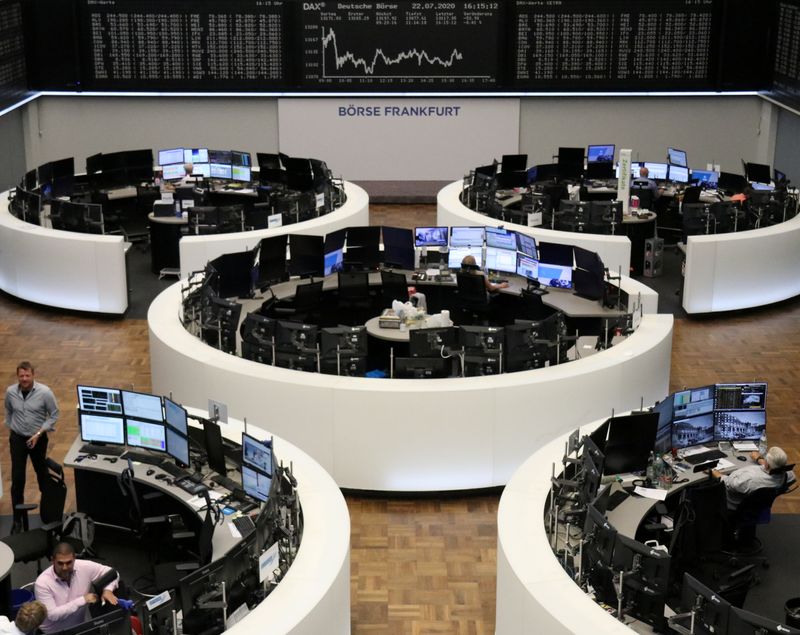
[153,507,214,592]
[681,186,702,206]
[1,459,67,572]
[630,185,654,211]
[116,464,170,560]
[273,280,324,323]
[711,201,745,234]
[455,272,490,325]
[380,270,409,308]
[337,271,372,324]
[682,202,715,239]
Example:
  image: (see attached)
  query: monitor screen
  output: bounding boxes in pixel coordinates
[537,263,572,289]
[408,327,455,358]
[414,226,448,248]
[714,382,767,410]
[79,412,125,445]
[231,150,251,167]
[672,413,715,449]
[448,246,483,270]
[208,149,232,164]
[537,242,573,267]
[667,147,688,167]
[668,165,689,184]
[159,148,184,166]
[587,144,615,163]
[501,154,527,172]
[77,385,123,415]
[203,418,228,475]
[485,247,517,274]
[714,410,766,442]
[728,606,800,635]
[164,397,188,435]
[691,169,719,187]
[242,464,271,502]
[516,254,538,280]
[450,226,485,247]
[381,226,414,270]
[126,418,167,451]
[121,390,164,422]
[231,166,251,182]
[166,427,190,466]
[242,433,273,476]
[602,412,659,475]
[745,162,772,185]
[516,233,536,259]
[324,248,344,277]
[485,227,517,250]
[184,148,209,164]
[673,385,714,419]
[162,164,186,181]
[210,163,232,179]
[652,398,674,456]
[643,162,668,180]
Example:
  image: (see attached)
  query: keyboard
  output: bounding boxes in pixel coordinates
[123,450,165,466]
[232,515,256,537]
[684,449,726,465]
[211,473,240,491]
[605,490,629,512]
[80,444,124,456]
[175,478,207,496]
[159,460,187,478]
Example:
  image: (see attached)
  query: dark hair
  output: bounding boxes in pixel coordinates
[52,542,76,558]
[17,361,34,373]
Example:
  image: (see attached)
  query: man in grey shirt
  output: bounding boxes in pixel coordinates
[4,361,59,532]
[712,446,794,511]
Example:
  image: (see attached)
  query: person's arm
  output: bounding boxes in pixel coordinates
[35,579,94,624]
[483,275,508,293]
[4,389,12,428]
[40,388,59,433]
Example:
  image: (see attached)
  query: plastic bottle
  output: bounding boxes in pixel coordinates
[758,430,768,457]
[646,451,657,486]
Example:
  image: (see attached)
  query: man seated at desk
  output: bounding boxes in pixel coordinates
[35,542,119,633]
[711,446,794,511]
[632,166,663,201]
[461,255,509,293]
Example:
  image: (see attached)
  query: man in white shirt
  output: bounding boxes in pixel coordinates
[712,446,793,511]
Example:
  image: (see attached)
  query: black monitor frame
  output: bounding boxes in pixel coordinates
[602,412,659,475]
[678,573,732,635]
[202,418,228,475]
[408,327,456,358]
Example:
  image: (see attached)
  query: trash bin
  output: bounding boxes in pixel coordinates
[10,588,34,619]
[786,597,800,628]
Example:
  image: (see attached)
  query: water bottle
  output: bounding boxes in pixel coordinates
[758,431,768,457]
[646,451,657,486]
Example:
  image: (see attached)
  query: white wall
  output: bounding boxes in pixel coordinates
[0,107,26,190]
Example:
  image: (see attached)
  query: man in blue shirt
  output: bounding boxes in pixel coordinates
[4,361,59,533]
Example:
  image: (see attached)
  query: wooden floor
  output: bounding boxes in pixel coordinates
[0,202,798,634]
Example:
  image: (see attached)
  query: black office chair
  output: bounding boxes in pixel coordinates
[682,202,715,238]
[681,186,702,205]
[630,185,654,211]
[455,272,490,325]
[380,270,409,308]
[116,463,170,559]
[1,459,67,572]
[337,271,372,324]
[273,280,324,323]
[711,201,746,234]
[153,505,215,592]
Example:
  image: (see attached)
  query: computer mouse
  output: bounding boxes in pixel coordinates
[146,469,156,476]
[155,473,167,480]
[737,455,748,461]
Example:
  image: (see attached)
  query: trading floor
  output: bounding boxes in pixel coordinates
[1,203,799,634]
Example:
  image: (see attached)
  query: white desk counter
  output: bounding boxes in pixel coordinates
[179,182,369,277]
[149,282,672,492]
[437,181,632,278]
[683,211,800,313]
[0,191,128,314]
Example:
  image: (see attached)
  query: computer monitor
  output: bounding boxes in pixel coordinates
[611,533,671,593]
[485,227,517,250]
[231,166,251,182]
[516,233,536,259]
[587,144,614,163]
[256,235,287,287]
[484,247,517,274]
[602,412,659,475]
[120,390,163,424]
[343,226,380,270]
[184,148,209,164]
[578,451,602,506]
[537,242,573,266]
[714,382,767,410]
[678,573,732,635]
[745,162,772,185]
[231,150,251,167]
[501,154,527,172]
[209,251,253,298]
[537,263,572,289]
[242,433,273,476]
[728,607,800,635]
[320,326,367,358]
[240,313,275,345]
[652,398,674,456]
[409,327,455,358]
[393,357,451,379]
[178,558,226,635]
[672,413,715,450]
[209,163,232,180]
[381,226,414,270]
[448,246,483,270]
[77,385,123,415]
[166,427,190,467]
[585,161,615,180]
[164,397,188,436]
[669,165,690,184]
[79,412,125,446]
[202,418,228,475]
[241,340,274,366]
[162,163,186,181]
[242,464,271,503]
[774,168,787,184]
[582,503,617,567]
[275,321,317,353]
[449,226,485,247]
[459,326,503,353]
[208,149,232,164]
[667,147,688,167]
[642,162,668,180]
[414,226,448,248]
[673,385,714,419]
[55,608,130,635]
[718,171,748,193]
[691,169,719,187]
[714,410,766,442]
[288,234,323,278]
[275,351,317,372]
[516,254,538,281]
[503,322,550,372]
[159,148,185,166]
[558,146,584,168]
[126,418,167,452]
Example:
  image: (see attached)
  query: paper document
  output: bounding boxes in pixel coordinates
[633,486,668,501]
[682,446,713,457]
[733,442,758,451]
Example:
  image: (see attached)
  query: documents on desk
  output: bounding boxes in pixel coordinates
[633,486,668,501]
[187,490,223,509]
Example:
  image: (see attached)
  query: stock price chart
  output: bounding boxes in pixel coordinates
[771,1,800,110]
[301,1,500,90]
[0,0,27,109]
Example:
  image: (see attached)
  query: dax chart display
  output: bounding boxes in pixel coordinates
[300,0,501,89]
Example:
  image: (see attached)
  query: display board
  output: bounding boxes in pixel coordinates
[0,0,28,109]
[770,1,800,111]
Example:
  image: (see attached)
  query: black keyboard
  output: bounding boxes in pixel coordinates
[175,478,206,496]
[211,474,240,491]
[80,444,124,456]
[605,490,630,512]
[123,450,165,466]
[159,460,187,478]
[684,449,726,465]
[232,515,256,537]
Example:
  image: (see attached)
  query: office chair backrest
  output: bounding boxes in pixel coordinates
[456,272,488,305]
[733,485,781,528]
[338,271,370,299]
[40,459,67,525]
[630,185,654,210]
[682,186,702,205]
[197,509,215,567]
[294,280,324,310]
[380,270,408,305]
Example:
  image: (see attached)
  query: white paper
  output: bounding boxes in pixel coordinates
[633,486,668,501]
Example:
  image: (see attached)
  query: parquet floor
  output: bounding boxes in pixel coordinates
[0,203,798,634]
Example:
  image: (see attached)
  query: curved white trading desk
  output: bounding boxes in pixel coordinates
[192,411,350,635]
[437,181,632,278]
[496,419,633,634]
[179,181,369,277]
[149,281,672,492]
[0,191,128,313]
[682,211,800,313]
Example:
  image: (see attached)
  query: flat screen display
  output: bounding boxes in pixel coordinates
[414,226,448,247]
[537,263,572,289]
[164,397,188,435]
[126,418,167,451]
[672,413,714,450]
[691,169,718,186]
[484,247,517,274]
[77,385,123,415]
[653,398,674,455]
[166,427,190,466]
[587,144,615,163]
[642,162,668,180]
[159,148,184,166]
[209,150,232,164]
[242,465,271,502]
[162,164,186,180]
[184,148,209,164]
[516,254,538,280]
[192,163,211,178]
[516,233,536,259]
[231,166,251,182]
[79,412,125,445]
[210,163,233,180]
[121,390,163,422]
[667,147,688,167]
[242,433,273,476]
[448,246,483,270]
[450,226,485,247]
[714,382,767,410]
[668,165,689,183]
[714,410,766,443]
[324,248,344,276]
[231,150,251,167]
[673,385,714,419]
[485,227,517,250]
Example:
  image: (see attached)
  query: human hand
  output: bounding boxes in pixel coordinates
[750,451,761,462]
[84,593,98,604]
[26,433,40,449]
[499,282,509,289]
[711,469,722,479]
[101,590,118,605]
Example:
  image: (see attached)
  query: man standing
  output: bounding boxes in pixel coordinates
[35,542,118,633]
[4,361,59,532]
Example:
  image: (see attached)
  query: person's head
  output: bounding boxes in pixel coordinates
[184,162,194,176]
[764,446,788,472]
[51,542,77,581]
[461,255,477,270]
[639,166,650,179]
[16,361,34,391]
[14,601,47,634]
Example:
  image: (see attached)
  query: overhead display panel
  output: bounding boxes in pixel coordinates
[510,0,719,90]
[770,1,800,111]
[0,0,28,109]
[300,0,501,90]
[79,0,289,90]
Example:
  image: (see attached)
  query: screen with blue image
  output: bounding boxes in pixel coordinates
[537,263,572,289]
[587,144,614,162]
[485,227,517,250]
[691,169,718,186]
[516,254,538,280]
[667,147,688,167]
